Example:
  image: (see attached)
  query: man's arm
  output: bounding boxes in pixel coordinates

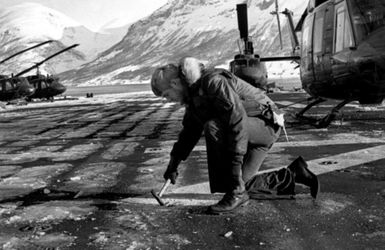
[165,108,204,183]
[170,107,204,161]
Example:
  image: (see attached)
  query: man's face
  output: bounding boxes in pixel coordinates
[162,78,186,104]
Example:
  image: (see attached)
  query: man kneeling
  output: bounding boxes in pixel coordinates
[150,57,319,214]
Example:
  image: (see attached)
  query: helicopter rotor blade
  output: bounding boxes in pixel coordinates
[0,40,54,65]
[259,55,300,62]
[15,44,79,77]
[270,0,283,50]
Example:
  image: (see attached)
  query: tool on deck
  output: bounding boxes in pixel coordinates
[151,179,171,206]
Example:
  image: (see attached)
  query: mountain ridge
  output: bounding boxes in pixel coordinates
[0,0,306,86]
[0,2,129,75]
[59,0,306,86]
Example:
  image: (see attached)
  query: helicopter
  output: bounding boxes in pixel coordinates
[15,43,79,101]
[0,75,34,104]
[230,3,268,90]
[0,40,53,103]
[286,0,385,127]
[229,3,299,91]
[233,0,385,128]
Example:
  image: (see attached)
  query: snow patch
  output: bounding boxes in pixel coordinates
[0,3,79,40]
[89,49,123,66]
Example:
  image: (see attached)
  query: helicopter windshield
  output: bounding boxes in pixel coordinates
[348,0,385,41]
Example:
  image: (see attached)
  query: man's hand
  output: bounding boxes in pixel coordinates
[163,167,178,184]
[164,156,181,184]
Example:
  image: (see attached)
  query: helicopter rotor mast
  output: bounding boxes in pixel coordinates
[0,40,54,65]
[236,3,253,55]
[15,44,79,77]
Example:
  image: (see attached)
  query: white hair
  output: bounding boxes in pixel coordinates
[179,57,204,85]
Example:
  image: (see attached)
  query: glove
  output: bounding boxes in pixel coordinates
[163,166,178,184]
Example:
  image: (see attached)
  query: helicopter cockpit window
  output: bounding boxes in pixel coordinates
[4,80,12,91]
[314,13,324,53]
[41,81,47,89]
[348,0,385,42]
[234,59,248,67]
[248,59,260,67]
[301,16,313,57]
[335,2,354,52]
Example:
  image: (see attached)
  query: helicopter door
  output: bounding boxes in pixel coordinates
[300,13,315,83]
[313,2,334,84]
[313,3,333,83]
[334,1,353,53]
[331,1,354,85]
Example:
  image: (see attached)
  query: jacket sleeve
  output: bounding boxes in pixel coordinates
[204,74,248,168]
[170,107,204,161]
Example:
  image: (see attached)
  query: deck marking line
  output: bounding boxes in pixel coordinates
[126,144,385,206]
[140,130,385,204]
[119,197,219,206]
[170,144,385,196]
[144,137,384,154]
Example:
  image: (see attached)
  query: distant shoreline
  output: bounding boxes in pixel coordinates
[65,83,151,97]
[64,77,302,98]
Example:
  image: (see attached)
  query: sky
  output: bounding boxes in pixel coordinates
[0,0,168,31]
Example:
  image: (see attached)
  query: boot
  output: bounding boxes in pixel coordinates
[287,156,320,199]
[207,191,249,214]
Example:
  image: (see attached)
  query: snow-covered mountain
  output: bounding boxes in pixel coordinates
[0,3,129,75]
[60,0,307,86]
[58,24,130,72]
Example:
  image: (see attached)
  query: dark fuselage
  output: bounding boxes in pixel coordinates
[300,0,385,104]
[0,76,35,102]
[26,75,66,100]
[230,54,268,89]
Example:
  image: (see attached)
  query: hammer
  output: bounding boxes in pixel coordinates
[151,179,171,206]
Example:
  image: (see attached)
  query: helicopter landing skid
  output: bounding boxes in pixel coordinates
[6,98,29,106]
[295,98,352,128]
[295,97,326,117]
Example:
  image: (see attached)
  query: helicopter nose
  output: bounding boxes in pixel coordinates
[55,83,67,94]
[49,82,67,95]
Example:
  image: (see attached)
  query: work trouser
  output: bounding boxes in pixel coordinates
[245,168,295,198]
[204,116,294,196]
